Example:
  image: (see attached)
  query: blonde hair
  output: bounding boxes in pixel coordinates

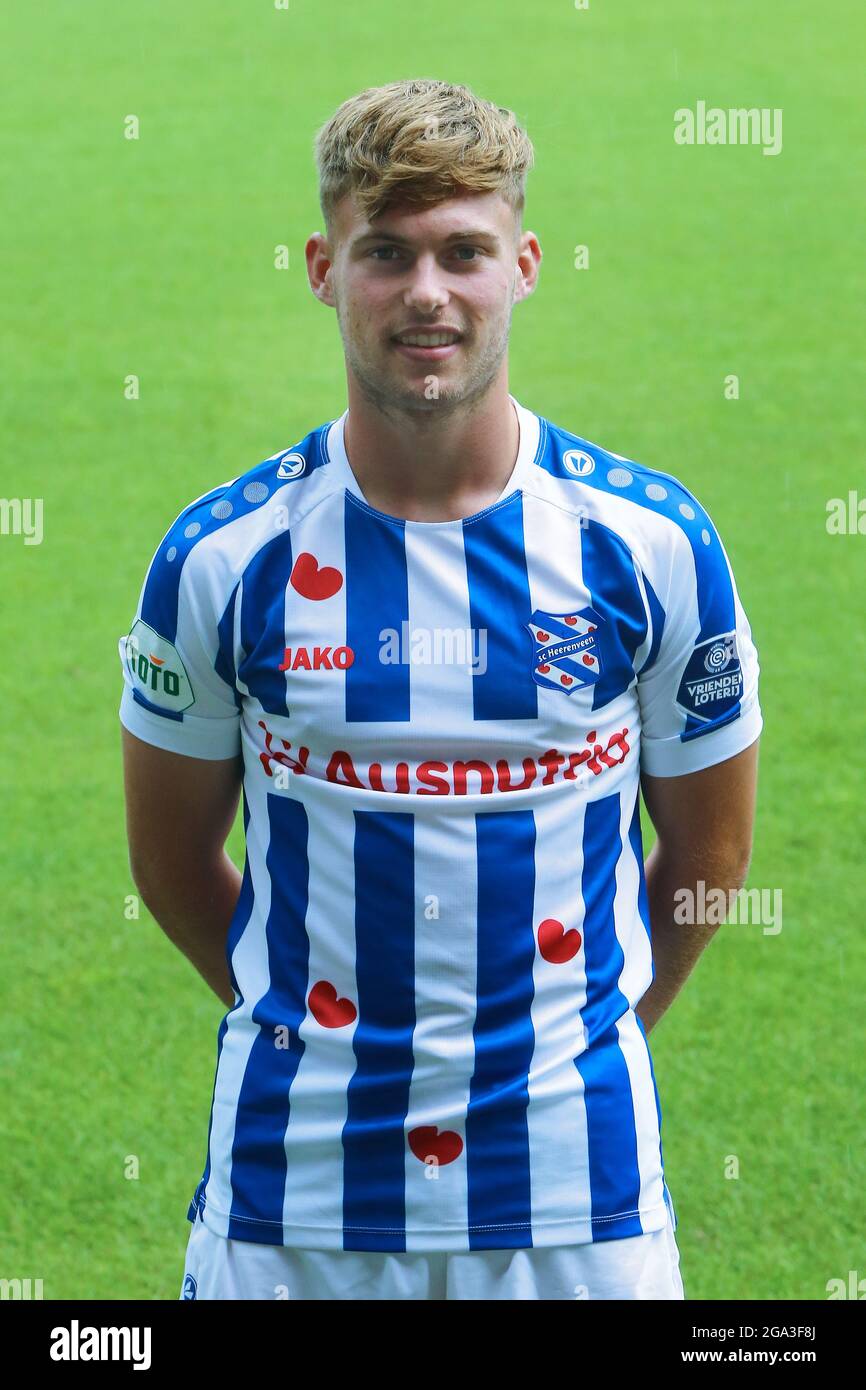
[314,78,534,238]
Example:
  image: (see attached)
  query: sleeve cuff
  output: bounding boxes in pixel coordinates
[119,686,242,761]
[640,699,763,777]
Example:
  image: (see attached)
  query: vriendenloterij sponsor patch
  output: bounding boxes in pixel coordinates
[676,631,743,721]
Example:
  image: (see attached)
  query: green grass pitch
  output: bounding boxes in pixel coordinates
[1,0,863,1299]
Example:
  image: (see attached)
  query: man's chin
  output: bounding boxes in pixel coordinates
[350,354,486,413]
[387,378,470,411]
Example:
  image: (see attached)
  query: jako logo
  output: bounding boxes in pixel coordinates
[276,453,306,479]
[49,1320,152,1370]
[278,645,355,671]
[562,450,595,477]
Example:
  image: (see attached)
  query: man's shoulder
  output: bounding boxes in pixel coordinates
[529,415,717,553]
[147,418,343,577]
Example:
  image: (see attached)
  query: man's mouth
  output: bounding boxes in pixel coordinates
[391,329,463,360]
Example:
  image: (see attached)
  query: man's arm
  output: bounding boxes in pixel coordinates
[121,727,244,1008]
[636,736,760,1035]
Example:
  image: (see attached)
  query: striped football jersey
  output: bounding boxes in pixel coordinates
[118,395,762,1251]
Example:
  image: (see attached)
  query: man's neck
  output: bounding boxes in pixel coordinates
[342,383,520,523]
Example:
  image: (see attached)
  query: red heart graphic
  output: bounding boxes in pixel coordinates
[408,1126,464,1166]
[564,615,577,625]
[538,918,582,964]
[582,654,595,666]
[308,980,357,1028]
[291,552,343,601]
[587,625,596,632]
[561,674,573,686]
[537,663,550,674]
[536,630,549,642]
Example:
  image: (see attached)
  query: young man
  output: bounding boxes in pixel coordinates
[119,79,761,1301]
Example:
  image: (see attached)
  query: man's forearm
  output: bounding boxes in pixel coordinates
[135,850,242,1008]
[636,840,746,1035]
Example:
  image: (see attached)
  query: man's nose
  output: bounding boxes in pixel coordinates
[403,254,449,312]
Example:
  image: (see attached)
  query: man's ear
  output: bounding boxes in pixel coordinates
[305,232,336,307]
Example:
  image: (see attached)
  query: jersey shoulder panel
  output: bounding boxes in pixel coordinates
[118,421,344,757]
[527,416,760,733]
[139,421,345,615]
[527,417,719,553]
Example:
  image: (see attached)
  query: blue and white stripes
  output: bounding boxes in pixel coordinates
[123,395,762,1250]
[192,784,665,1251]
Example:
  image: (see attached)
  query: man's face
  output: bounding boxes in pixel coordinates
[309,190,539,413]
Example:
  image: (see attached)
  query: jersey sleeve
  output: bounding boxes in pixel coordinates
[118,495,242,761]
[636,492,762,777]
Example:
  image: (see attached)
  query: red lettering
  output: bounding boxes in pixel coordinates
[496,757,537,792]
[597,728,631,768]
[538,749,566,785]
[564,749,593,779]
[261,725,628,795]
[259,723,276,774]
[325,750,364,787]
[585,743,605,775]
[257,720,309,776]
[278,645,353,671]
[369,762,410,793]
[417,760,451,795]
[453,759,495,795]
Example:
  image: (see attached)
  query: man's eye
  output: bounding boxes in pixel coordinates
[369,245,482,262]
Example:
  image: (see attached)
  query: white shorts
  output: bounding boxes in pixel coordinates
[180,1209,685,1300]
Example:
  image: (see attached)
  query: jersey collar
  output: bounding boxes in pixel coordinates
[323,394,541,525]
